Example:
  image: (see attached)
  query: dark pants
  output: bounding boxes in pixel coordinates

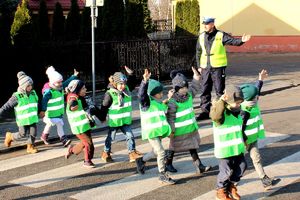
[200,67,226,113]
[71,131,94,162]
[13,123,37,144]
[217,154,247,189]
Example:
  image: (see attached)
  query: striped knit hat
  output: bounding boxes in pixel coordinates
[17,71,33,91]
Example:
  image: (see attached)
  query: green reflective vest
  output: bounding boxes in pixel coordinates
[107,88,132,127]
[199,31,227,68]
[170,93,198,137]
[140,98,171,140]
[66,98,91,135]
[14,90,39,126]
[241,104,265,144]
[45,89,65,118]
[213,111,245,158]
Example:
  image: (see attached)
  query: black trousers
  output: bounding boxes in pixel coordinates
[200,67,226,113]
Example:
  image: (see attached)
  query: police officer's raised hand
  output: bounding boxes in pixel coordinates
[192,66,201,80]
[143,68,151,82]
[241,34,251,42]
[259,69,268,81]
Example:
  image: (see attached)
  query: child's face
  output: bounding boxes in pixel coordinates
[178,87,188,95]
[26,84,33,92]
[153,91,163,99]
[116,83,126,91]
[228,100,243,109]
[54,80,63,88]
[78,85,87,97]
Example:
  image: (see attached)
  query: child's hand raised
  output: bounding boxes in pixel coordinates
[74,69,79,77]
[192,66,201,80]
[124,66,134,74]
[259,69,268,81]
[143,68,151,82]
[167,89,175,100]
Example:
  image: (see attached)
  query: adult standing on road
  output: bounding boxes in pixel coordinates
[196,16,251,120]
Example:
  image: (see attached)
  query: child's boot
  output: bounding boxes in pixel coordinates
[193,159,212,174]
[101,151,113,162]
[261,175,281,190]
[216,188,232,200]
[135,157,145,174]
[158,171,176,185]
[40,133,50,145]
[228,183,240,200]
[165,150,177,173]
[128,150,143,162]
[4,132,13,147]
[27,144,38,154]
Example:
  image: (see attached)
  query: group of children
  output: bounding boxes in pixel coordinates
[0,65,279,199]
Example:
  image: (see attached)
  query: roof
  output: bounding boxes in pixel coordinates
[28,0,85,11]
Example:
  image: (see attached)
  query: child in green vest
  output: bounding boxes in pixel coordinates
[164,67,211,174]
[1,71,39,154]
[40,66,78,147]
[240,69,280,190]
[210,85,246,200]
[135,69,175,185]
[65,79,99,168]
[99,66,142,163]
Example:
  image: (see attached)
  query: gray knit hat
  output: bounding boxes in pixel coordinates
[225,85,244,104]
[112,72,127,85]
[170,70,188,91]
[17,71,33,91]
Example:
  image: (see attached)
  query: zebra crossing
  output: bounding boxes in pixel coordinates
[0,126,299,200]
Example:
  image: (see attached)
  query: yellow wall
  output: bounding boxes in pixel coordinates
[199,0,300,35]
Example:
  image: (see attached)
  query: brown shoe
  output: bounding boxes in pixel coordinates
[216,188,233,200]
[27,144,38,154]
[101,151,113,162]
[4,132,13,147]
[129,150,143,162]
[228,183,240,200]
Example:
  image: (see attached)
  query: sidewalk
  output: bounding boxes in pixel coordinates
[1,52,300,153]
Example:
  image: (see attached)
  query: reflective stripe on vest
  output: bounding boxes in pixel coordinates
[213,112,245,158]
[199,31,227,68]
[107,88,132,127]
[14,90,39,126]
[140,99,171,140]
[66,99,91,134]
[241,104,265,144]
[171,93,198,137]
[46,90,64,118]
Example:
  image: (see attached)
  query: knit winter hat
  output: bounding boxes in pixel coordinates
[147,79,163,96]
[170,70,188,91]
[112,72,127,85]
[240,84,258,101]
[66,79,85,94]
[224,85,244,104]
[17,71,33,91]
[46,66,63,84]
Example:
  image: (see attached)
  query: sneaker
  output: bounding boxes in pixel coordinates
[65,145,73,159]
[165,164,178,173]
[4,132,13,147]
[129,150,143,162]
[62,138,71,147]
[196,112,210,121]
[40,133,50,145]
[101,151,114,162]
[158,172,176,185]
[83,161,96,168]
[261,175,281,190]
[193,159,212,174]
[135,157,145,174]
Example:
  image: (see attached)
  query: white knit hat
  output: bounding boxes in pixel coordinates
[46,66,63,84]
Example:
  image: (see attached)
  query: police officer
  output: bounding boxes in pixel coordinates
[196,16,251,120]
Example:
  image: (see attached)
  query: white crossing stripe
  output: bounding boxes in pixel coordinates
[0,128,141,172]
[193,145,300,200]
[8,126,213,188]
[70,132,288,200]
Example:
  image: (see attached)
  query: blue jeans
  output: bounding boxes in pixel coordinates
[104,125,136,153]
